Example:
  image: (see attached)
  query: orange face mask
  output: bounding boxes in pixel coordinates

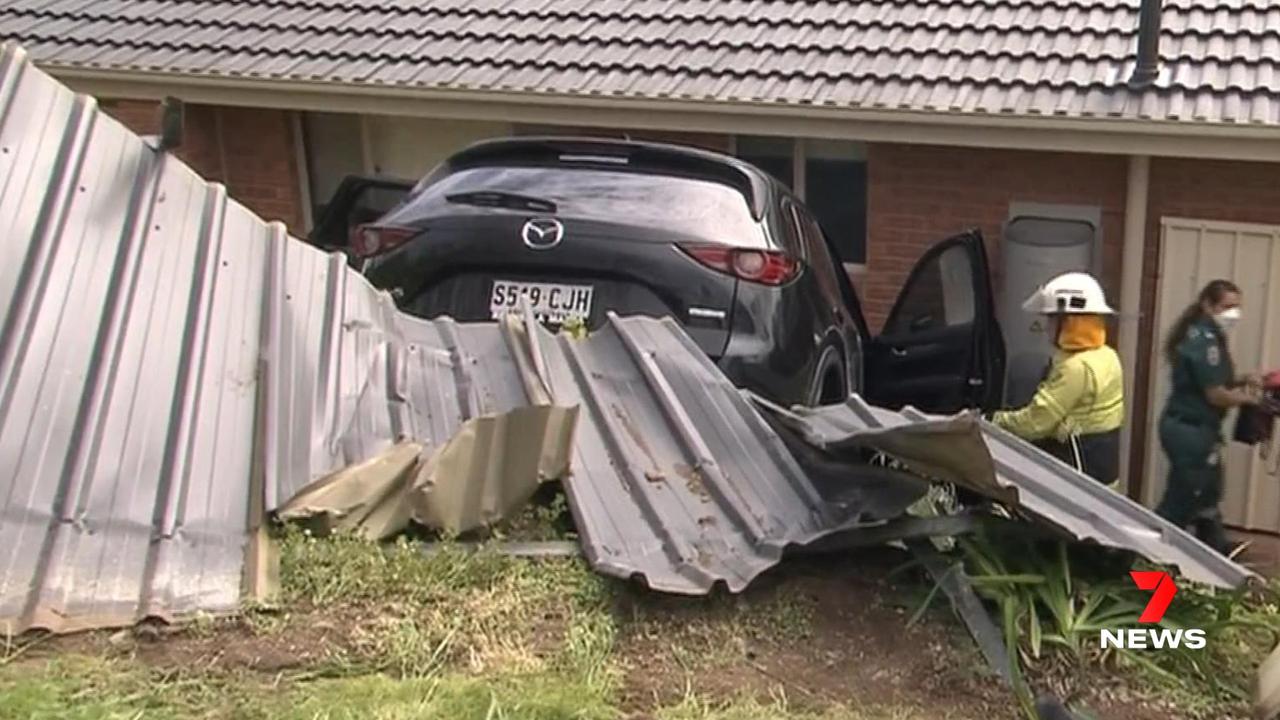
[1057,314,1106,351]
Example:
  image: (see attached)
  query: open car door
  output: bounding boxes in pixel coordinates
[863,230,1005,414]
[307,175,414,256]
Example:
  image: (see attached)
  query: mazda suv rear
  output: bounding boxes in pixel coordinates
[355,137,866,406]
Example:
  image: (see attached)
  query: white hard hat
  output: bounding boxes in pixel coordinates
[1021,271,1115,315]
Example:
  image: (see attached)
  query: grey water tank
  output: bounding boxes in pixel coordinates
[1001,212,1098,408]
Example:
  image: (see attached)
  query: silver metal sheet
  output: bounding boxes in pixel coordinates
[0,45,269,634]
[0,45,536,633]
[765,395,1257,590]
[536,315,887,594]
[1,0,1278,125]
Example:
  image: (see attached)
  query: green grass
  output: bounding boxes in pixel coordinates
[0,655,258,720]
[0,657,959,720]
[277,527,616,679]
[0,656,616,720]
[656,693,959,720]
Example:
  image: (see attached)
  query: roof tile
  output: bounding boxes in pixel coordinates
[0,0,1277,124]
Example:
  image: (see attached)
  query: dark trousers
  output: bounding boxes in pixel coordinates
[1154,414,1230,553]
[1036,428,1121,485]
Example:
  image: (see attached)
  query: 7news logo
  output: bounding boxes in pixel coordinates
[1100,571,1207,650]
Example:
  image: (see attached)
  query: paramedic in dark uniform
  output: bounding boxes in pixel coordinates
[1154,279,1261,555]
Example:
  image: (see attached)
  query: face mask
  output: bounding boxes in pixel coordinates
[1214,306,1242,330]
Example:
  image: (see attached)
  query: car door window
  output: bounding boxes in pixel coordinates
[776,197,808,261]
[884,244,975,336]
[309,176,413,250]
[791,205,840,299]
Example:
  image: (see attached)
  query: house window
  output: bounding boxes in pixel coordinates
[735,136,794,189]
[735,137,867,265]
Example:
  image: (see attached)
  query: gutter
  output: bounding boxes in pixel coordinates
[42,62,1280,164]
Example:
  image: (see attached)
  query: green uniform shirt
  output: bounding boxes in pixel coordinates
[1164,316,1232,429]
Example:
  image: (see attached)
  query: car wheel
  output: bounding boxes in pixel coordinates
[808,344,847,407]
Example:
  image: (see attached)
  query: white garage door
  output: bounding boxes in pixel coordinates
[1143,218,1280,531]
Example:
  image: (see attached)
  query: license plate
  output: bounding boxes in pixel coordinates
[489,279,594,324]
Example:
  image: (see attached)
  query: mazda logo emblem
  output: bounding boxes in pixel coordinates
[521,218,564,250]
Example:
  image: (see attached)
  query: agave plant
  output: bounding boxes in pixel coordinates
[948,529,1278,715]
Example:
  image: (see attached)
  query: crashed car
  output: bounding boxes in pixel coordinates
[314,137,1005,412]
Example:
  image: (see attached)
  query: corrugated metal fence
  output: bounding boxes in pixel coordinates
[1145,217,1280,531]
[0,42,439,632]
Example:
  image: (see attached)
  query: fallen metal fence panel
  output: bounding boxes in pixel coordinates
[771,396,1257,589]
[535,314,913,593]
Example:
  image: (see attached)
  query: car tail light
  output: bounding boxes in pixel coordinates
[679,244,799,286]
[350,224,417,257]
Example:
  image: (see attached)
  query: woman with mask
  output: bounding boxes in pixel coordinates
[1154,279,1260,555]
[992,272,1125,485]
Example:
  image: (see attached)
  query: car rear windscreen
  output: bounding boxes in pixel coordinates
[417,166,767,245]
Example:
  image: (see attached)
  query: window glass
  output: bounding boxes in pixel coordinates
[793,205,845,299]
[886,244,975,335]
[415,166,766,244]
[736,136,794,188]
[736,137,868,264]
[350,185,410,225]
[804,141,867,265]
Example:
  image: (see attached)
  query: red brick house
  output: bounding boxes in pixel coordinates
[3,0,1279,528]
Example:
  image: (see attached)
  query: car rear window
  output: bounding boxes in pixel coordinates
[415,166,767,245]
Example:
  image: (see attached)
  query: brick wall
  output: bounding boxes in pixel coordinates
[100,100,305,231]
[863,143,1129,331]
[1128,157,1280,495]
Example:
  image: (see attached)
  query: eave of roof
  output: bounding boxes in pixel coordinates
[42,59,1280,163]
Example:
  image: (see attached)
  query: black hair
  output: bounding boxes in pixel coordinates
[1163,279,1241,367]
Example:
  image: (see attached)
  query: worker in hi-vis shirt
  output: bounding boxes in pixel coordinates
[991,272,1124,486]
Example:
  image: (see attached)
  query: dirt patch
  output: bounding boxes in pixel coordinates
[613,554,1009,717]
[19,605,361,675]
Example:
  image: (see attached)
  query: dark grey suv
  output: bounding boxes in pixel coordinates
[311,137,1004,412]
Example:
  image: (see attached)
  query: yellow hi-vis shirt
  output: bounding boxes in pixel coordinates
[992,345,1125,442]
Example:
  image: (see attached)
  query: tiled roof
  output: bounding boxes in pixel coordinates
[1,0,1278,125]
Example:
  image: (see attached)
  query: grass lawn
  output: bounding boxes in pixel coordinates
[0,520,1271,720]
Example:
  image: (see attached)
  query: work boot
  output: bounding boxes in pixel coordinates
[1193,511,1233,556]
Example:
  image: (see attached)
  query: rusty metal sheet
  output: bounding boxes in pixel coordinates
[760,395,1258,589]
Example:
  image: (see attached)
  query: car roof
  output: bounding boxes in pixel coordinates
[444,136,774,221]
